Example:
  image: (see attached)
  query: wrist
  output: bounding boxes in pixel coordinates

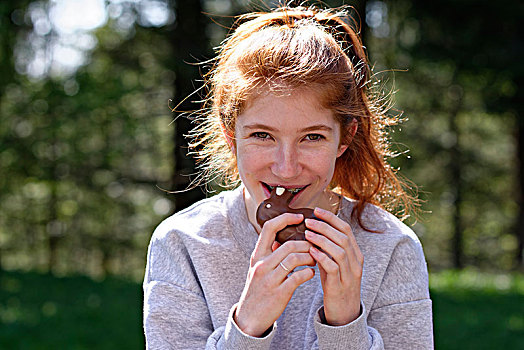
[323,303,362,326]
[234,306,271,337]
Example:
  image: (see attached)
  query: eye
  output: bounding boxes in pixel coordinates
[251,132,271,140]
[305,134,325,141]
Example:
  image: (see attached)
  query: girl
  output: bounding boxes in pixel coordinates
[143,5,433,349]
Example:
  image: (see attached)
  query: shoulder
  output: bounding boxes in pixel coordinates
[152,188,239,243]
[340,198,421,248]
[144,188,241,287]
[364,204,425,263]
[341,200,427,275]
[361,203,421,245]
[342,204,431,307]
[360,204,429,296]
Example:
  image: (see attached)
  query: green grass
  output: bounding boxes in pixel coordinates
[0,270,144,350]
[430,269,524,349]
[1,269,523,349]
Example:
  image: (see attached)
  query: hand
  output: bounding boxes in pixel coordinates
[304,207,364,326]
[234,213,316,337]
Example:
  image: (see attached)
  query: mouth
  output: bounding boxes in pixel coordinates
[261,182,308,204]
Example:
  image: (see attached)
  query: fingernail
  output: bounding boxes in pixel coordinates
[305,218,316,226]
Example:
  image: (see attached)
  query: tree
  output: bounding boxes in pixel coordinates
[169,0,210,211]
[370,0,522,269]
[1,0,178,278]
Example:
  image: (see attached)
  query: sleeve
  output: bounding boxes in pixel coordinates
[142,226,277,350]
[366,235,434,349]
[313,303,384,349]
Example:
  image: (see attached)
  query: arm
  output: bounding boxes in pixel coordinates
[305,207,382,349]
[142,224,216,349]
[143,279,213,349]
[143,279,278,349]
[305,209,432,349]
[143,226,283,350]
[313,303,384,349]
[311,238,433,350]
[367,236,433,349]
[143,213,317,349]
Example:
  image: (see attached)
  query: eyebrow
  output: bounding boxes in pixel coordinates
[243,123,333,132]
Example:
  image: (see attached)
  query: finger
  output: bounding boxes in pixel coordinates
[309,246,341,280]
[253,213,304,261]
[313,207,354,236]
[305,230,350,273]
[279,267,315,294]
[274,252,316,280]
[271,241,281,252]
[266,240,313,268]
[307,229,363,287]
[307,213,363,265]
[305,218,348,248]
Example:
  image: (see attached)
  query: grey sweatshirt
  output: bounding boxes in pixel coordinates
[143,186,433,349]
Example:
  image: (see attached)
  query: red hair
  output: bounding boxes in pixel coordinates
[188,6,417,228]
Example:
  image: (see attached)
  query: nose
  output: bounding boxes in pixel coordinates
[271,143,302,179]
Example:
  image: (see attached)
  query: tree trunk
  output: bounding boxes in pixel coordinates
[517,111,524,269]
[48,176,59,273]
[450,113,463,269]
[449,83,464,269]
[169,0,209,212]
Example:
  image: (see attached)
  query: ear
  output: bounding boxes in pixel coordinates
[336,118,358,158]
[220,121,236,153]
[348,117,358,138]
[336,144,349,158]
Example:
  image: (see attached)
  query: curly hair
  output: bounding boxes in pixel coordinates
[187,5,418,229]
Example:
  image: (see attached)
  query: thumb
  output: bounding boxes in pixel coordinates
[252,213,303,261]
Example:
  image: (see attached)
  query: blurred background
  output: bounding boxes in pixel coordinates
[0,0,523,348]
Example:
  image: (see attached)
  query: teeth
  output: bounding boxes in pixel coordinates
[267,184,304,194]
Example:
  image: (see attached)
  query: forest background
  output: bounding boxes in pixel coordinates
[0,0,523,348]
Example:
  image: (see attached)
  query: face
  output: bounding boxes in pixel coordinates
[233,88,349,227]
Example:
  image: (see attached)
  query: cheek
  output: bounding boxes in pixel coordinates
[306,150,338,178]
[236,145,270,173]
[304,145,340,167]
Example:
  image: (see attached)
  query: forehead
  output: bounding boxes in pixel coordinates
[237,87,337,129]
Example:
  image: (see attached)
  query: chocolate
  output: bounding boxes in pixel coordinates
[256,186,320,244]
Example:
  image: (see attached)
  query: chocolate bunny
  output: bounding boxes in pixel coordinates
[256,187,320,244]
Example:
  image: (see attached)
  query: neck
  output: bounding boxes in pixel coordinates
[323,192,341,215]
